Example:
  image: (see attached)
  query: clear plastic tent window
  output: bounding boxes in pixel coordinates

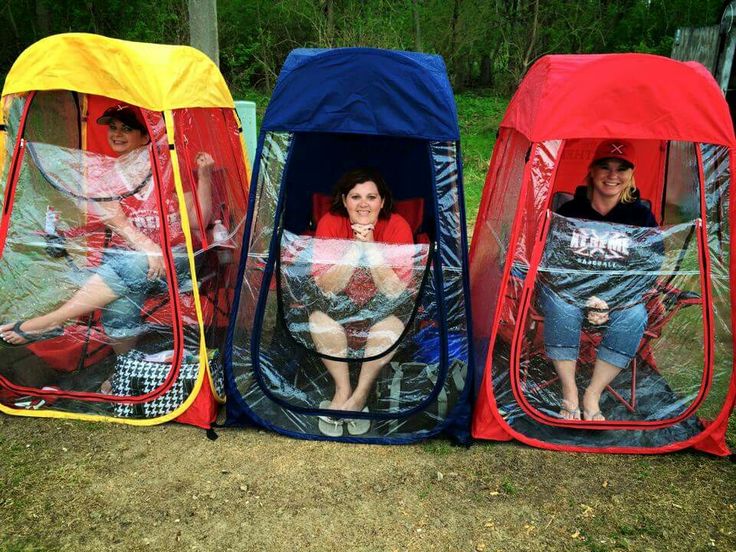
[483,140,732,451]
[278,230,431,360]
[26,142,152,202]
[520,214,707,424]
[0,33,251,429]
[0,88,248,426]
[0,104,196,411]
[228,130,471,441]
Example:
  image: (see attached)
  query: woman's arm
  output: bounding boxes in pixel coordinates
[365,243,408,298]
[314,243,362,294]
[98,201,165,280]
[184,152,215,236]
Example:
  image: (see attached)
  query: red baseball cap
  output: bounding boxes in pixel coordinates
[592,139,636,168]
[96,104,147,133]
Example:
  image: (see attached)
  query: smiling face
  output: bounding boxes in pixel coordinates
[106,119,149,155]
[589,158,634,202]
[342,180,385,225]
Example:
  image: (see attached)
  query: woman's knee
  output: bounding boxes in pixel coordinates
[538,287,580,322]
[309,310,347,351]
[611,303,648,332]
[370,315,404,336]
[365,315,403,354]
[309,310,341,332]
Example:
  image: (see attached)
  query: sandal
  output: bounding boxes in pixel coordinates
[583,410,606,422]
[317,400,344,437]
[559,399,581,420]
[12,386,60,410]
[0,321,63,347]
[346,407,371,436]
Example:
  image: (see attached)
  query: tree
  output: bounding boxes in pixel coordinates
[189,0,219,66]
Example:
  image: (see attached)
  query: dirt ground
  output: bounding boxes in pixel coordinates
[1,415,734,552]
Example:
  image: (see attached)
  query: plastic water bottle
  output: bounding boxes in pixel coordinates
[211,220,229,244]
[144,350,175,363]
[44,206,58,236]
[44,206,66,258]
[212,219,233,264]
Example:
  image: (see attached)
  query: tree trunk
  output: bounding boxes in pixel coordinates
[35,0,50,37]
[6,3,20,41]
[188,0,219,67]
[479,53,492,87]
[413,0,422,51]
[325,0,335,47]
[522,0,540,71]
[449,0,462,87]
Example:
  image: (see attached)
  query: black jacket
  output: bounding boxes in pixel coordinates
[556,185,657,227]
[538,186,663,309]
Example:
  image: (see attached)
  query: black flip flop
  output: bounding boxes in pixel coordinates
[0,321,64,347]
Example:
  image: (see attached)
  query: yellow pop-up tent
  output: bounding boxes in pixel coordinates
[0,33,250,428]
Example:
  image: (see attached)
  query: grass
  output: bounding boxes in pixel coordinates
[454,92,508,229]
[1,417,734,551]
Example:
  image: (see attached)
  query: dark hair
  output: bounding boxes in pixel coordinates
[329,167,394,219]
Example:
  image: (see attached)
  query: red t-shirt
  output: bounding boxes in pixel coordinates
[315,211,413,243]
[106,178,192,250]
[313,212,415,305]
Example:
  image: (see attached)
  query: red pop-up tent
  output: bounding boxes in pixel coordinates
[470,53,736,455]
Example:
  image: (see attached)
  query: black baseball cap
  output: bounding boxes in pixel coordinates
[96,104,147,133]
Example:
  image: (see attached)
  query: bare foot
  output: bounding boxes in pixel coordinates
[0,322,24,345]
[328,388,352,410]
[340,392,369,413]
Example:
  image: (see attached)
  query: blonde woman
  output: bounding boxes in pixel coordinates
[539,140,657,421]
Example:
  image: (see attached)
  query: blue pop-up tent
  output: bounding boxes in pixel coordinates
[223,48,473,443]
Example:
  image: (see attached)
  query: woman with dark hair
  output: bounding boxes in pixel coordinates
[310,167,413,436]
[539,140,658,421]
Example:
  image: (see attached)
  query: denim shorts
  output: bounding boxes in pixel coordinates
[95,247,192,339]
[537,284,648,370]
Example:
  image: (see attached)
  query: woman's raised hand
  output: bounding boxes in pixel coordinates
[195,152,215,175]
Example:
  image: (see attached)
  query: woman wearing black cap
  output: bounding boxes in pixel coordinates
[538,140,658,421]
[0,104,214,382]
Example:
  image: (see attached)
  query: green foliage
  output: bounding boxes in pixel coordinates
[603,0,723,56]
[500,478,518,495]
[0,0,189,76]
[455,92,507,225]
[0,0,726,95]
[420,439,456,455]
[218,0,724,93]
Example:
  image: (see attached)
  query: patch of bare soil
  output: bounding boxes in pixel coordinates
[1,416,734,551]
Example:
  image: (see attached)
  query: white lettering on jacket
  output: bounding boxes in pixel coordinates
[569,228,630,260]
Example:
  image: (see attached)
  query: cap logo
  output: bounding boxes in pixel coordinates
[609,143,625,155]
